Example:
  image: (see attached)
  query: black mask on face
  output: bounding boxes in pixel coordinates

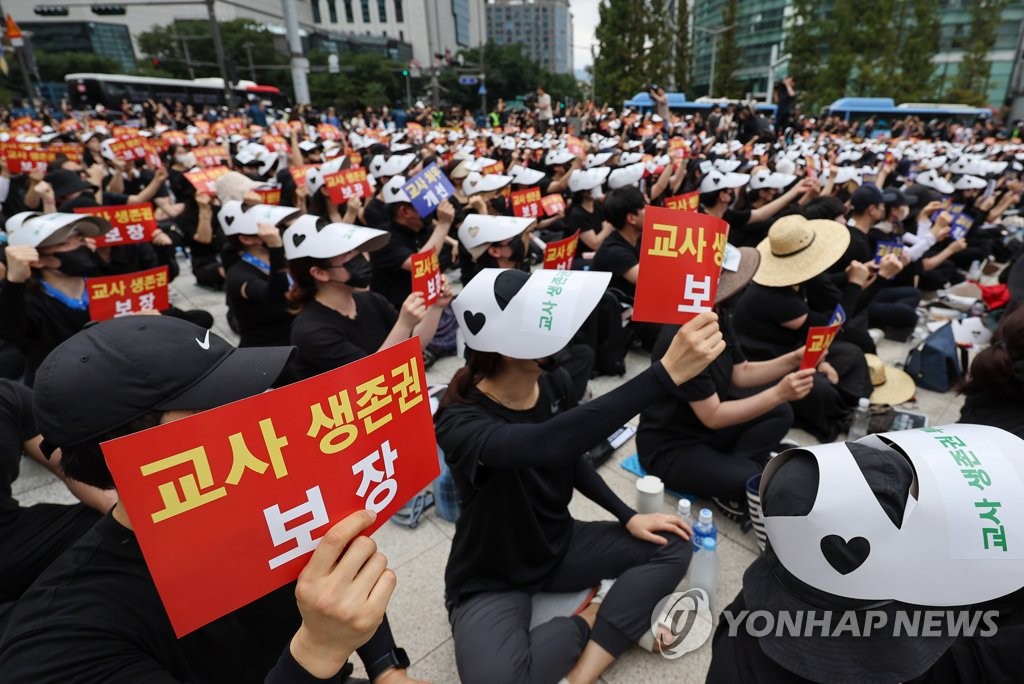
[54,246,102,277]
[342,254,373,288]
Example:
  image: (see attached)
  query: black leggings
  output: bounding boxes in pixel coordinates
[450,520,691,684]
[639,403,793,503]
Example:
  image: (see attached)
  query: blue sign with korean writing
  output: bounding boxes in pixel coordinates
[951,213,974,241]
[829,304,846,326]
[402,163,456,218]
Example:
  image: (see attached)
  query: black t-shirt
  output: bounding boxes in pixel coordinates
[723,207,753,246]
[732,283,807,360]
[637,316,745,458]
[289,293,398,380]
[363,197,389,229]
[565,202,604,238]
[370,220,425,310]
[0,512,328,683]
[828,223,877,276]
[0,281,90,383]
[959,370,1024,439]
[591,230,639,298]
[225,248,293,348]
[0,379,34,513]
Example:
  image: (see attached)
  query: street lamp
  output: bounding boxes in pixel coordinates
[693,23,734,99]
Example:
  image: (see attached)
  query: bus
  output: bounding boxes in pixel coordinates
[823,97,990,136]
[622,92,778,117]
[65,73,288,110]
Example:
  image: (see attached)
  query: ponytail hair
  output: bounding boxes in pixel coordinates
[439,350,503,408]
[286,256,330,313]
[958,306,1024,394]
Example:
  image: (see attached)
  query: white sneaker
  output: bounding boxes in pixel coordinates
[590,578,616,605]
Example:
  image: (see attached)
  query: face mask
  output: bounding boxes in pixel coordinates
[54,246,102,277]
[341,254,372,288]
[175,152,196,168]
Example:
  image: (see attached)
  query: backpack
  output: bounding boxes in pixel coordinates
[905,322,961,392]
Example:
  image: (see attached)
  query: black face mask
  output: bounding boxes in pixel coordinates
[55,246,102,277]
[342,254,373,288]
[508,237,527,264]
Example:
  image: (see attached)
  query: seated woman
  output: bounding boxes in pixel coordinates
[284,216,449,380]
[958,305,1024,438]
[637,246,814,518]
[732,215,872,443]
[436,267,725,684]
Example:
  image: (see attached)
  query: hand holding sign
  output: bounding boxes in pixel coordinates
[660,312,726,385]
[800,323,841,371]
[543,232,579,271]
[410,249,442,306]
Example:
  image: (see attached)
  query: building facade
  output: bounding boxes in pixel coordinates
[689,0,1024,107]
[486,0,574,75]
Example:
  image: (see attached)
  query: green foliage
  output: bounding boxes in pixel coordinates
[713,0,742,97]
[953,0,1011,105]
[673,0,692,93]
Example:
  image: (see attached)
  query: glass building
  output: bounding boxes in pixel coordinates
[486,0,574,74]
[22,21,136,73]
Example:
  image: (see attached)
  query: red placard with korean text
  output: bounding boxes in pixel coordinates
[669,138,690,160]
[0,144,57,173]
[254,187,282,206]
[184,166,230,195]
[541,194,566,217]
[543,231,580,271]
[316,123,342,141]
[410,248,442,305]
[74,203,159,247]
[108,135,152,162]
[87,266,169,321]
[288,164,320,188]
[12,116,41,133]
[324,167,372,205]
[511,186,543,219]
[799,323,841,370]
[664,191,700,212]
[101,337,438,636]
[566,136,584,156]
[261,134,289,153]
[47,142,84,162]
[193,145,229,168]
[633,208,729,324]
[481,159,505,176]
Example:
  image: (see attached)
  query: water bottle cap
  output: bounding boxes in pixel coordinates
[636,475,664,495]
[858,397,870,408]
[677,499,692,515]
[702,537,717,551]
[699,508,713,522]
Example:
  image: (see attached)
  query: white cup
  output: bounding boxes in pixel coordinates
[635,475,665,514]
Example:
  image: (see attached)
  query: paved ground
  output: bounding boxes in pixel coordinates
[12,256,971,683]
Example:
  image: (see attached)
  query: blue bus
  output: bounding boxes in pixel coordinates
[622,92,778,117]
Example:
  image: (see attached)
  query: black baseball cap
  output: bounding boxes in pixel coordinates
[850,183,898,212]
[44,169,97,200]
[34,317,293,450]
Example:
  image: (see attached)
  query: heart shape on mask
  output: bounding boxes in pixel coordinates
[820,535,870,575]
[467,226,479,238]
[224,214,235,226]
[390,185,402,195]
[292,232,307,248]
[463,311,486,335]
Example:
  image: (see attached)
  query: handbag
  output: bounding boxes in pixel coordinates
[905,322,961,393]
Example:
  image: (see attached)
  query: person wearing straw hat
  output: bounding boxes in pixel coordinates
[864,354,916,406]
[436,268,725,684]
[284,217,450,381]
[638,245,813,519]
[733,214,872,442]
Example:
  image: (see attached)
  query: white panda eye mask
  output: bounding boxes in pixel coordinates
[763,424,1024,606]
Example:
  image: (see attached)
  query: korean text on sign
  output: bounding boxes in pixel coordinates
[633,208,729,325]
[288,164,320,188]
[543,232,580,271]
[663,192,700,212]
[324,167,372,205]
[511,186,543,219]
[874,239,903,264]
[184,166,230,195]
[799,323,841,370]
[74,202,158,247]
[541,194,566,217]
[403,163,456,218]
[87,266,170,321]
[410,248,442,306]
[101,338,439,636]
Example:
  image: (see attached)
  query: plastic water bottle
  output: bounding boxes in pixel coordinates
[847,397,871,442]
[692,508,717,553]
[676,498,694,529]
[688,537,720,612]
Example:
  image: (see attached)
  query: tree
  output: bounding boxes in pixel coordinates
[713,0,742,97]
[949,0,1010,105]
[594,0,648,104]
[672,0,692,94]
[786,0,823,110]
[895,0,940,101]
[645,0,674,90]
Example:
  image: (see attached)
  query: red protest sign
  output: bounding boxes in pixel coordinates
[108,135,152,162]
[541,194,566,217]
[664,191,700,212]
[47,142,84,162]
[102,337,438,636]
[543,231,580,271]
[74,202,159,247]
[566,136,584,156]
[261,134,289,153]
[324,167,372,205]
[410,248,442,306]
[0,144,57,173]
[193,145,229,168]
[669,138,689,160]
[254,187,282,206]
[511,186,543,219]
[12,116,41,133]
[481,159,505,176]
[223,117,244,133]
[288,164,320,188]
[633,208,729,324]
[59,118,82,133]
[184,166,230,195]
[87,266,169,321]
[316,123,342,141]
[800,323,841,370]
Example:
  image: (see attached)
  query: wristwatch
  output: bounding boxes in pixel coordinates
[366,647,411,681]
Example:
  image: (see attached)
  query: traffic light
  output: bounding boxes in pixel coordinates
[402,69,409,77]
[151,58,160,68]
[34,5,70,15]
[91,4,127,15]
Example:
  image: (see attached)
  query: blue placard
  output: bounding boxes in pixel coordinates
[950,212,974,241]
[874,238,903,264]
[402,163,456,218]
[829,304,846,326]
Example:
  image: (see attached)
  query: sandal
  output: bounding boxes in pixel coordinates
[390,490,435,528]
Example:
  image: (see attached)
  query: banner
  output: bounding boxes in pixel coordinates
[410,248,442,306]
[87,266,170,321]
[184,166,231,195]
[874,239,904,264]
[108,135,153,162]
[73,202,159,247]
[951,213,974,241]
[543,232,580,271]
[193,145,229,168]
[324,167,372,205]
[102,337,438,636]
[633,208,729,324]
[800,323,841,370]
[541,194,566,217]
[663,191,700,212]
[510,186,543,219]
[0,144,57,173]
[402,163,456,218]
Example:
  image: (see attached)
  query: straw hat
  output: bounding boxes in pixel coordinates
[865,354,916,405]
[752,215,851,287]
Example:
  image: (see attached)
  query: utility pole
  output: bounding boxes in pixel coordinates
[478,2,486,115]
[205,0,233,106]
[281,0,311,104]
[425,1,440,108]
[694,24,733,99]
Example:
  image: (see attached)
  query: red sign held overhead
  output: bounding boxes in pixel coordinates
[541,194,566,217]
[87,266,170,321]
[184,166,230,195]
[324,167,372,205]
[410,248,442,306]
[633,208,729,325]
[101,338,439,636]
[510,186,543,219]
[663,191,700,212]
[74,202,159,247]
[543,231,580,271]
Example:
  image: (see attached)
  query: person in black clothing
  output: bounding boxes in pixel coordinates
[699,170,814,248]
[222,202,302,347]
[284,217,448,380]
[958,305,1024,438]
[437,267,726,684]
[591,186,644,300]
[0,317,424,683]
